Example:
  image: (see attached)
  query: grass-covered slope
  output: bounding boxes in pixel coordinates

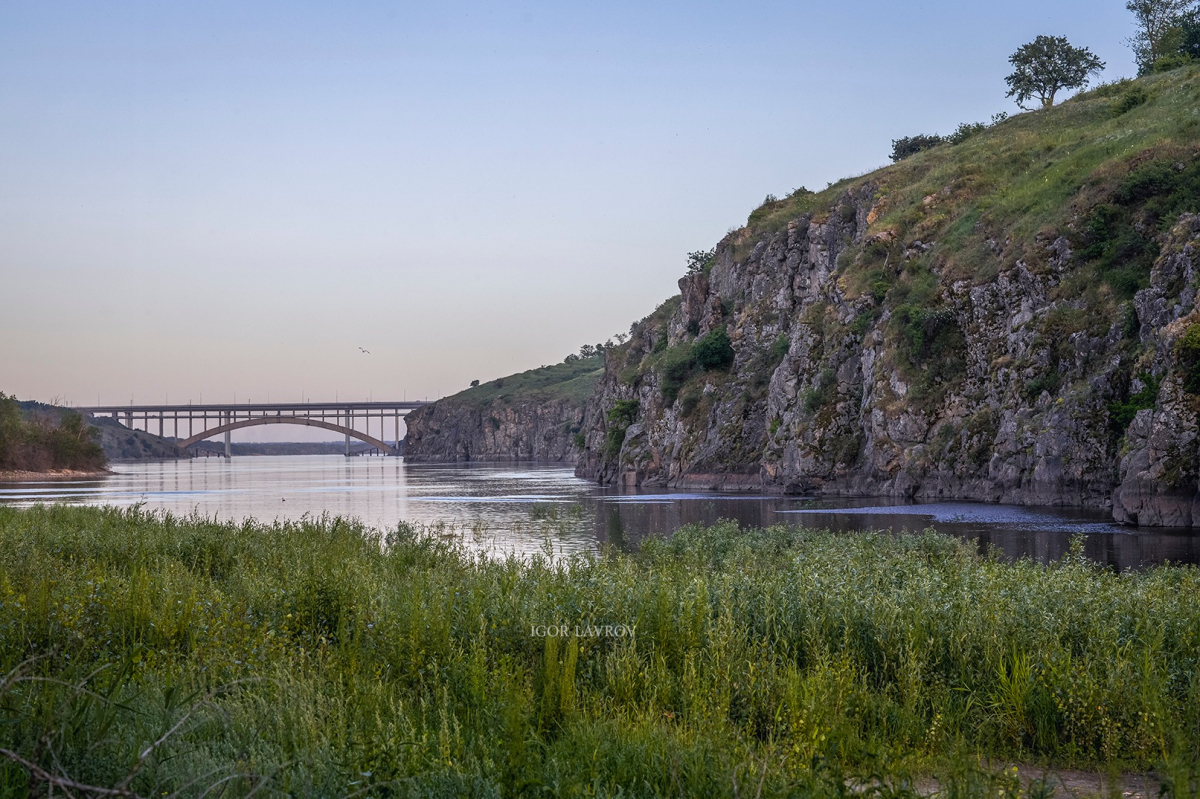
[743,70,1200,299]
[1,507,1198,794]
[443,356,604,410]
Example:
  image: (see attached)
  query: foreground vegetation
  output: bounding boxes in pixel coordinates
[0,395,105,474]
[1,506,1199,797]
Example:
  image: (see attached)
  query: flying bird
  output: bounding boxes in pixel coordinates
[358,347,371,354]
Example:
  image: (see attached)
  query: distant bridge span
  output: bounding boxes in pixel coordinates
[77,401,431,457]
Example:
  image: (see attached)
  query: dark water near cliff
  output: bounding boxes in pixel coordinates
[1,457,1196,569]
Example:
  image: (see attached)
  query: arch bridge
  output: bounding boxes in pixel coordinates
[77,401,430,457]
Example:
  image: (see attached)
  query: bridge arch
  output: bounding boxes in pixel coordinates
[178,417,396,454]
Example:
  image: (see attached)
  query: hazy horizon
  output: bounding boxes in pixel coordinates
[2,1,1138,440]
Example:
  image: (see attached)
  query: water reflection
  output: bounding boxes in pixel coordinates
[1,457,1197,569]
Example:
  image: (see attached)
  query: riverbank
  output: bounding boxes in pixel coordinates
[1,506,1197,795]
[0,467,111,482]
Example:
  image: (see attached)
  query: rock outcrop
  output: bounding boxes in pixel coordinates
[576,197,1200,525]
[403,358,603,463]
[1112,217,1200,525]
[404,396,585,463]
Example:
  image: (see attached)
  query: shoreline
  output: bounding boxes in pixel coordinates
[0,468,113,483]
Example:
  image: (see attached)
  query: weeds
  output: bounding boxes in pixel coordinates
[1,507,1199,795]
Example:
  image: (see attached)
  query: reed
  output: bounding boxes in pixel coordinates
[0,505,1197,797]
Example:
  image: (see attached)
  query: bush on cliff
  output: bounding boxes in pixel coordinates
[1173,322,1200,393]
[693,327,735,370]
[604,399,639,456]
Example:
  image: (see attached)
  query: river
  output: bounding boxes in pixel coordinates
[2,455,1198,569]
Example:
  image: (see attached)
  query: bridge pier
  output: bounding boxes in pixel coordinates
[224,411,231,458]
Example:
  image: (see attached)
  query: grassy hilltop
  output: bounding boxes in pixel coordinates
[439,355,604,412]
[739,69,1200,303]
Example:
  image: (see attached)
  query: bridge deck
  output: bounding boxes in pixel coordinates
[77,401,430,414]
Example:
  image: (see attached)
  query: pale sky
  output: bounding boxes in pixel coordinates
[1,1,1138,439]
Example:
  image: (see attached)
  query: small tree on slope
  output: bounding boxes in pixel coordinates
[1005,35,1105,110]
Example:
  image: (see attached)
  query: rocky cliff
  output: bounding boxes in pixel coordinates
[575,69,1200,525]
[404,357,602,463]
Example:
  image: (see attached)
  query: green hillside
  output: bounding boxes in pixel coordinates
[745,68,1200,304]
[443,355,604,410]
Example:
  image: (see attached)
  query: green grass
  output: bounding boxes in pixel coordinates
[1,506,1200,796]
[738,68,1200,292]
[439,356,604,411]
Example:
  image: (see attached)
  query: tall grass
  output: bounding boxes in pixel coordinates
[0,505,1198,796]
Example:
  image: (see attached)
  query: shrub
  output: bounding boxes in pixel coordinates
[1152,53,1195,72]
[1107,373,1161,434]
[693,328,734,370]
[947,121,987,145]
[659,345,697,402]
[768,334,790,365]
[889,134,944,162]
[802,368,838,414]
[895,306,962,366]
[1024,371,1063,400]
[1174,323,1200,394]
[1113,85,1150,114]
[604,399,639,457]
[679,388,702,417]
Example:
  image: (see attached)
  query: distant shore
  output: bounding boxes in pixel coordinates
[0,468,112,482]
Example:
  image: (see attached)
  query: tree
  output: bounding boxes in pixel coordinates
[685,249,715,275]
[1126,0,1198,73]
[1179,10,1200,58]
[1005,36,1105,110]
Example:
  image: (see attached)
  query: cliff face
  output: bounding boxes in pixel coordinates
[1112,218,1200,525]
[578,204,1200,517]
[404,397,584,463]
[573,70,1200,525]
[403,357,603,463]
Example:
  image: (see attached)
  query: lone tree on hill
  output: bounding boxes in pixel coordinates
[1005,35,1105,110]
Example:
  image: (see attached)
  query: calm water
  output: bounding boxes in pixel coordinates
[2,455,1198,569]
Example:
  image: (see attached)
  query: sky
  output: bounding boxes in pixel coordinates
[0,1,1139,440]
